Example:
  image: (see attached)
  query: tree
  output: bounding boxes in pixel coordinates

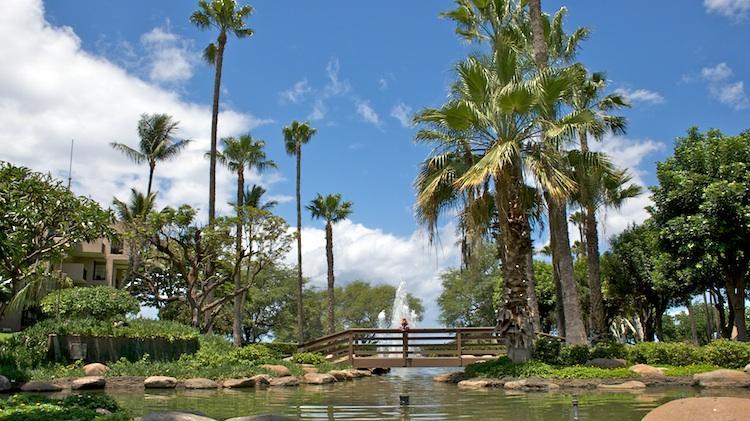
[110,113,191,195]
[0,163,112,316]
[651,128,750,341]
[335,281,424,329]
[190,0,254,222]
[306,193,353,335]
[282,120,317,343]
[112,188,156,288]
[216,134,275,346]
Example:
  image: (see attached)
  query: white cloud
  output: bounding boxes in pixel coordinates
[704,0,750,19]
[308,98,326,121]
[614,88,664,105]
[323,58,350,97]
[279,79,311,104]
[700,63,749,109]
[378,77,389,90]
[140,21,198,84]
[390,102,413,127]
[0,0,276,221]
[356,100,380,126]
[291,220,460,326]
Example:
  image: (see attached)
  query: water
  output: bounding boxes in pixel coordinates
[82,369,750,420]
[389,281,417,329]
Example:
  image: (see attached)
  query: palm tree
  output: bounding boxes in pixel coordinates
[112,188,157,288]
[110,113,191,195]
[307,193,353,334]
[235,184,278,211]
[190,0,254,223]
[215,134,275,346]
[282,120,317,343]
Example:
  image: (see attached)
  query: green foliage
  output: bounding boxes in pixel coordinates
[702,339,750,368]
[532,337,562,365]
[41,286,139,320]
[291,352,326,365]
[265,342,298,357]
[627,342,702,366]
[465,357,632,380]
[560,345,590,366]
[231,344,278,364]
[551,366,633,379]
[590,341,627,360]
[0,393,127,421]
[662,364,722,377]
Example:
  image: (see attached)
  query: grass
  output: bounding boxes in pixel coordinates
[0,332,14,342]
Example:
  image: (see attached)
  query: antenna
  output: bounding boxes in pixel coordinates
[67,139,74,190]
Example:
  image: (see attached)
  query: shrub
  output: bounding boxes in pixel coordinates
[0,393,128,421]
[560,345,590,366]
[232,344,278,364]
[291,352,326,365]
[589,341,627,360]
[702,340,750,369]
[627,342,701,366]
[532,337,562,365]
[265,342,298,357]
[41,286,139,320]
[465,356,554,378]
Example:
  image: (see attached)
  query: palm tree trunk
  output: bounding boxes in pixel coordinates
[687,300,698,345]
[232,167,244,347]
[525,239,541,334]
[296,145,304,344]
[208,33,227,223]
[147,161,156,196]
[583,202,606,339]
[547,195,587,344]
[326,221,335,335]
[528,0,549,69]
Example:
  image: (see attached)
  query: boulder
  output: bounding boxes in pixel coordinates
[302,373,336,385]
[20,381,62,392]
[300,364,318,374]
[225,416,292,421]
[222,378,256,388]
[597,380,646,390]
[260,364,291,377]
[457,378,504,389]
[433,372,466,383]
[355,369,372,377]
[251,374,271,386]
[345,369,366,378]
[144,376,178,389]
[184,378,219,389]
[586,358,627,369]
[629,364,665,378]
[71,376,106,390]
[643,397,750,421]
[371,368,390,375]
[96,408,112,416]
[503,378,560,392]
[745,363,750,373]
[143,411,216,421]
[328,370,352,381]
[693,369,750,388]
[269,376,300,387]
[83,363,109,376]
[0,375,11,392]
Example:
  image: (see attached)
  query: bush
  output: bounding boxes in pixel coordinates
[589,341,627,360]
[0,393,128,420]
[291,352,326,365]
[40,286,139,320]
[702,340,750,369]
[532,337,562,365]
[265,342,298,357]
[627,342,701,366]
[465,356,554,378]
[232,344,278,364]
[560,345,590,366]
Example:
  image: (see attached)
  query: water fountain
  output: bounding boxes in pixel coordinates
[378,280,417,357]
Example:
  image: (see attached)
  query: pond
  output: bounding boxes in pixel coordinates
[78,369,750,420]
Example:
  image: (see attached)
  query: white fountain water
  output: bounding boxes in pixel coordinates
[389,280,417,329]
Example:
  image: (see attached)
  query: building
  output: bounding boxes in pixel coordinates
[0,237,129,332]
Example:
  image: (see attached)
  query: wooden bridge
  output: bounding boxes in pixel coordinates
[299,327,560,369]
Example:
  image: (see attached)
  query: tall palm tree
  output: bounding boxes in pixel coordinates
[110,113,191,195]
[215,134,275,346]
[307,193,353,334]
[282,121,317,343]
[236,184,278,211]
[190,0,254,223]
[112,188,157,288]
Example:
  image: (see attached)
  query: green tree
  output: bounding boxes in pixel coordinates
[651,128,750,341]
[438,245,501,327]
[282,120,317,343]
[0,162,112,316]
[307,193,353,335]
[110,113,191,195]
[336,281,424,329]
[112,188,156,289]
[190,0,254,222]
[215,134,275,346]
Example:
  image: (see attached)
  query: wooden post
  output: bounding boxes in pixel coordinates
[402,331,409,367]
[456,328,462,365]
[348,332,354,365]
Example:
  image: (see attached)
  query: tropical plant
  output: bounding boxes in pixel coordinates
[282,120,317,342]
[110,113,191,195]
[112,188,157,288]
[40,286,139,320]
[191,0,254,222]
[307,193,353,334]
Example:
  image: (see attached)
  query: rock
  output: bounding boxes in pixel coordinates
[0,375,11,392]
[225,416,292,421]
[586,358,627,369]
[556,379,599,389]
[643,397,750,421]
[355,369,372,377]
[251,374,271,386]
[71,376,106,390]
[260,364,291,377]
[503,378,560,392]
[694,369,750,388]
[143,411,216,421]
[144,376,178,389]
[433,372,466,383]
[222,378,256,388]
[184,378,219,389]
[457,378,504,389]
[371,368,390,375]
[302,373,336,385]
[300,364,318,374]
[745,363,750,373]
[328,370,352,381]
[345,369,366,378]
[630,364,666,378]
[20,381,62,392]
[96,408,112,416]
[83,363,109,376]
[597,380,646,390]
[269,376,300,387]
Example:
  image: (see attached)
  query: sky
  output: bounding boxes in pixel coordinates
[1,0,750,326]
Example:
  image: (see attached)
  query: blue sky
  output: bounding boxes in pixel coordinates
[3,0,750,325]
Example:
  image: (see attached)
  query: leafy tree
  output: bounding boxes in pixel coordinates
[0,162,112,316]
[190,0,254,222]
[651,128,750,341]
[110,113,191,195]
[112,188,156,289]
[438,245,501,327]
[306,193,353,334]
[40,286,139,320]
[336,281,423,330]
[282,120,317,343]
